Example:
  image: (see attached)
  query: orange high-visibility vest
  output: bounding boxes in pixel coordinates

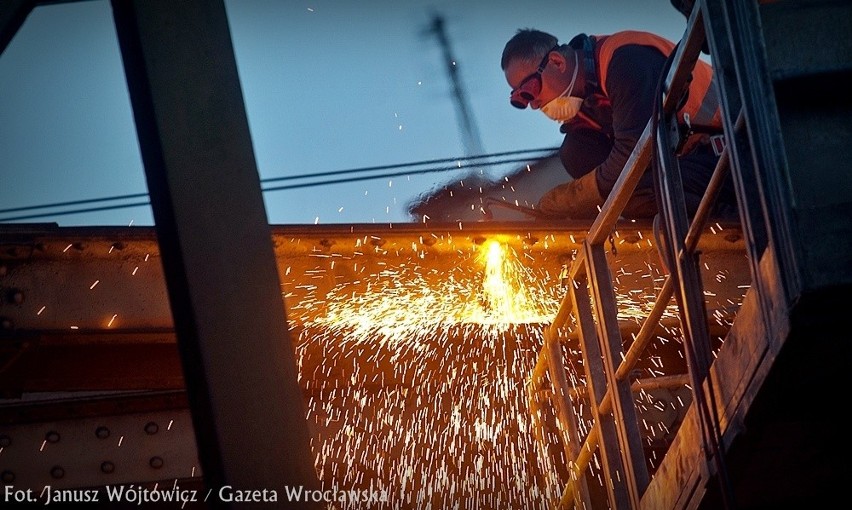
[594,31,722,151]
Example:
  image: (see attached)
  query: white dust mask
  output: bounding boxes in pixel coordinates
[541,51,584,122]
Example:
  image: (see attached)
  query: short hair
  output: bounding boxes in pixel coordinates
[501,29,559,71]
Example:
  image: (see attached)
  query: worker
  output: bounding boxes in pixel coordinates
[501,28,738,220]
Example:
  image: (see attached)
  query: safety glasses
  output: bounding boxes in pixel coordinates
[510,45,559,109]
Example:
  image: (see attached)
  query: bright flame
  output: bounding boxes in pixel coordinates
[305,239,558,345]
[482,241,532,322]
[482,240,509,306]
[472,240,542,325]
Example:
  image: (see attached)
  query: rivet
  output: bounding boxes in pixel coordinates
[144,422,159,435]
[0,265,7,277]
[101,461,115,474]
[45,431,60,443]
[1,470,14,483]
[0,435,11,447]
[50,466,65,479]
[95,426,110,440]
[0,317,12,330]
[5,288,23,306]
[149,456,164,469]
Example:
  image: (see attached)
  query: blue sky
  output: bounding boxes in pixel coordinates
[0,0,687,226]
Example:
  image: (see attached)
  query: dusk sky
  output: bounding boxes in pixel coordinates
[0,0,688,226]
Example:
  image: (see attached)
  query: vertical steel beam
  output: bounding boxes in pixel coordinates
[110,0,319,502]
[714,0,803,303]
[700,1,781,354]
[700,0,768,257]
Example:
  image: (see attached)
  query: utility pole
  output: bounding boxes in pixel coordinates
[426,13,484,159]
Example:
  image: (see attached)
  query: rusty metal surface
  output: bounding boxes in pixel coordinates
[0,221,746,331]
[0,221,749,508]
[0,402,200,491]
[0,221,748,394]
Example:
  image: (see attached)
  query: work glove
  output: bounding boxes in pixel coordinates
[537,170,605,219]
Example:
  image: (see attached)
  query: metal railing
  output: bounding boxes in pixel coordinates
[527,3,753,508]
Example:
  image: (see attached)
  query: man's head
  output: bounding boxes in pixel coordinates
[501,29,583,111]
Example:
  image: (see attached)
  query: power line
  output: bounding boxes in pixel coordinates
[0,192,150,215]
[0,148,558,222]
[262,155,541,193]
[261,147,556,184]
[0,201,154,222]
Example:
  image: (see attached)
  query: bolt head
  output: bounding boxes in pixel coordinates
[95,426,110,440]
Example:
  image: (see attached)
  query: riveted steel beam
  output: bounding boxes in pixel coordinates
[0,393,200,491]
[109,0,318,500]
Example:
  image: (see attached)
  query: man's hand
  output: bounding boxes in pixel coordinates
[537,171,605,219]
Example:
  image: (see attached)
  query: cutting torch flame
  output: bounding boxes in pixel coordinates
[306,239,557,344]
[479,240,534,321]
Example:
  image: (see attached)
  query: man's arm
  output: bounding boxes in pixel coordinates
[559,126,612,180]
[594,45,667,195]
